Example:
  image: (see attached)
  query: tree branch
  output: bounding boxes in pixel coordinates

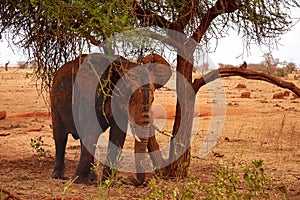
[169,0,199,32]
[191,0,240,43]
[86,34,101,46]
[132,1,171,28]
[192,65,300,97]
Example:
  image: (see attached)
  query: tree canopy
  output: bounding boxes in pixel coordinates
[1,0,299,89]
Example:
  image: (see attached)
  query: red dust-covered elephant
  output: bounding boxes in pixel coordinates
[50,53,171,185]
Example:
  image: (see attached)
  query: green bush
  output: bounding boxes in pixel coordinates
[143,158,283,200]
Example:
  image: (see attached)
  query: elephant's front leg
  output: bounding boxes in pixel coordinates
[132,127,167,185]
[131,137,149,186]
[102,118,127,182]
[128,124,152,186]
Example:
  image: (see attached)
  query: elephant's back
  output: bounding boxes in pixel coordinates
[50,55,88,104]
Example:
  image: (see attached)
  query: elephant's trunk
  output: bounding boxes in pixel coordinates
[130,124,151,186]
[133,137,148,185]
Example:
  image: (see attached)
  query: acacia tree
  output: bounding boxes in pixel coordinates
[1,0,300,178]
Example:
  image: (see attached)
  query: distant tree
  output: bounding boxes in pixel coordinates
[218,63,226,68]
[200,62,209,73]
[286,62,297,73]
[262,53,279,75]
[4,61,9,71]
[275,67,288,77]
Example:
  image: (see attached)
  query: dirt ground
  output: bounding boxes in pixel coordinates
[0,68,299,199]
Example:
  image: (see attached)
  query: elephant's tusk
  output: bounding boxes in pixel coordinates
[133,133,141,142]
[152,124,173,137]
[129,123,142,142]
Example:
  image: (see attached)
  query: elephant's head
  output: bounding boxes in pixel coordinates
[128,54,171,126]
[112,54,171,127]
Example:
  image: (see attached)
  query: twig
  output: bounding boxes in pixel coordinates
[152,124,173,137]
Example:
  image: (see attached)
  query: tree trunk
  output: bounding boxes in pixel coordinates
[167,54,196,177]
[5,62,9,71]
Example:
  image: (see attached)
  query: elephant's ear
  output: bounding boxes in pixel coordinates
[142,54,172,89]
[148,63,172,89]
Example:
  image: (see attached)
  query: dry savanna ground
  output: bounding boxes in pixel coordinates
[0,67,299,199]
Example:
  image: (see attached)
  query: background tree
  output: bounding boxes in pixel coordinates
[286,62,297,73]
[262,53,279,75]
[1,0,300,178]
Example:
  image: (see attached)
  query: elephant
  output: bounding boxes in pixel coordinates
[50,53,171,185]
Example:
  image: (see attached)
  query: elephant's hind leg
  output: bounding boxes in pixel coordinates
[51,110,68,180]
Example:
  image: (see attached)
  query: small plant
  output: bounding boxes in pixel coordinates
[0,185,3,200]
[243,159,272,199]
[30,136,46,157]
[204,157,242,199]
[25,72,32,79]
[94,147,123,200]
[61,176,78,200]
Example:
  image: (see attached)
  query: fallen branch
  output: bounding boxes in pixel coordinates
[1,188,26,200]
[0,133,10,136]
[7,111,51,119]
[193,65,300,96]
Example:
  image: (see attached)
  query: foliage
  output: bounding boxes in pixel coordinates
[1,0,134,91]
[30,135,46,158]
[1,0,299,91]
[0,185,2,200]
[142,158,283,200]
[262,53,279,74]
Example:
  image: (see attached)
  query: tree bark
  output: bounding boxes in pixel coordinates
[167,55,196,177]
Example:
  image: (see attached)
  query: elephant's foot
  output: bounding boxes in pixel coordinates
[73,170,98,184]
[51,166,67,180]
[51,170,67,180]
[154,167,169,178]
[128,173,146,186]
